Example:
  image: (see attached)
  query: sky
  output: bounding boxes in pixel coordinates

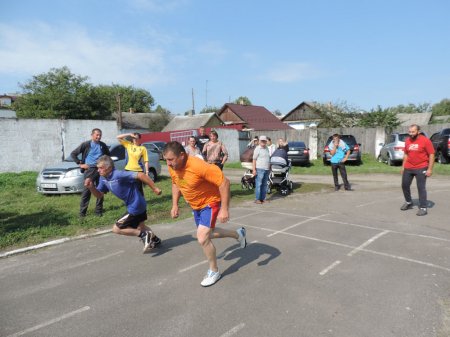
[1,0,450,115]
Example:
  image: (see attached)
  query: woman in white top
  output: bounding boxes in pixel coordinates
[184,136,202,158]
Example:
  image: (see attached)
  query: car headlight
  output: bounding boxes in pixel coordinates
[64,169,83,178]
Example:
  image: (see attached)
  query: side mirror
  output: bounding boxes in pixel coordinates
[111,156,119,161]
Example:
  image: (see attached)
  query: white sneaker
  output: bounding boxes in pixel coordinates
[200,269,221,287]
[236,227,247,249]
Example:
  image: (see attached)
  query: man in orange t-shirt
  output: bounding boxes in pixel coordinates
[163,141,247,287]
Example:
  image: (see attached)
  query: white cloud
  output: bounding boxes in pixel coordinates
[0,23,174,87]
[264,62,322,83]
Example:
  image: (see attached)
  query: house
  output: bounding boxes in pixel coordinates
[281,101,322,129]
[217,103,292,131]
[162,112,223,132]
[0,94,18,107]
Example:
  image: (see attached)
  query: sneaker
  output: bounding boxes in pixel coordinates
[143,231,155,253]
[200,269,221,287]
[334,186,340,191]
[416,208,427,216]
[152,235,162,248]
[236,227,247,249]
[400,202,413,211]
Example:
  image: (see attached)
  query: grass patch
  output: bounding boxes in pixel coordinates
[226,153,450,176]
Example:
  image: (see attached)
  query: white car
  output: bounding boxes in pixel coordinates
[36,143,161,194]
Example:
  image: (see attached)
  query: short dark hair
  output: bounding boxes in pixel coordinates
[163,141,187,156]
[332,133,340,138]
[133,132,141,139]
[91,128,102,135]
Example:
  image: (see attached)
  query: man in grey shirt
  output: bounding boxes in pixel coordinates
[252,135,271,204]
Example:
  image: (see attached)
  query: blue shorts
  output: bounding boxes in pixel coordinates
[193,202,221,228]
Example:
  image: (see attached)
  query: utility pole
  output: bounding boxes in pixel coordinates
[116,93,122,130]
[191,88,195,115]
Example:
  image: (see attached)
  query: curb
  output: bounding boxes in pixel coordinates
[0,229,112,259]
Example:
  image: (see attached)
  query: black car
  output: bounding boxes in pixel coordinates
[323,135,362,165]
[287,141,310,166]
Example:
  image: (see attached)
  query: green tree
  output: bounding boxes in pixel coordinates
[431,99,450,116]
[15,66,94,119]
[199,106,220,114]
[148,105,172,131]
[358,106,400,129]
[387,103,431,114]
[233,96,252,105]
[272,109,282,116]
[14,67,156,119]
[315,101,361,128]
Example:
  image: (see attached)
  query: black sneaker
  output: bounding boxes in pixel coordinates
[334,185,340,191]
[416,208,427,216]
[400,202,413,211]
[151,236,162,248]
[143,231,155,253]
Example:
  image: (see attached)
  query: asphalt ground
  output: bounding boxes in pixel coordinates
[1,169,450,337]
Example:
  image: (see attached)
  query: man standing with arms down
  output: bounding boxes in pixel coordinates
[163,141,247,287]
[328,134,352,191]
[195,126,210,153]
[85,155,163,252]
[71,128,110,217]
[400,124,435,216]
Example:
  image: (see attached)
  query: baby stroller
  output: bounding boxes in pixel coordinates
[268,150,293,196]
[240,162,255,189]
[240,146,255,190]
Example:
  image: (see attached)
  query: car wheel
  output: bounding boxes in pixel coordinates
[438,151,448,164]
[387,156,394,166]
[377,155,383,163]
[148,169,157,181]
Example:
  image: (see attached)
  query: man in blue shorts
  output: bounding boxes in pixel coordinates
[164,141,247,287]
[84,155,162,253]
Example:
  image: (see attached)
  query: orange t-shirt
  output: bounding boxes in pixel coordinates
[168,156,223,210]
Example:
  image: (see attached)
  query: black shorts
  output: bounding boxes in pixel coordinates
[115,212,147,229]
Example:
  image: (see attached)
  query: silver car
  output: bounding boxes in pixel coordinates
[36,143,161,194]
[378,133,408,166]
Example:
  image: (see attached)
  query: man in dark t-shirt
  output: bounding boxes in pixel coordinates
[195,126,210,153]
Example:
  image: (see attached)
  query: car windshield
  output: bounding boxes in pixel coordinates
[327,136,357,145]
[289,142,306,148]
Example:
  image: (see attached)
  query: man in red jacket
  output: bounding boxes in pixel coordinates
[400,124,435,216]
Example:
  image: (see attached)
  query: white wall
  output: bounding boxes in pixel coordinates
[0,119,118,172]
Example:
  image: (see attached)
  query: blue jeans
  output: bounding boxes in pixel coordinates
[255,168,269,201]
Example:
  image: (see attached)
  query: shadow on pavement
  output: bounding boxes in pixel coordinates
[219,242,281,278]
[147,234,196,257]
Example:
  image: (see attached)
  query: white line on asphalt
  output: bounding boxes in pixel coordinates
[6,306,90,337]
[363,248,450,272]
[232,223,450,273]
[179,241,257,273]
[60,251,124,270]
[347,230,390,257]
[219,323,246,337]
[319,260,342,276]
[356,200,379,208]
[321,218,450,243]
[267,214,329,237]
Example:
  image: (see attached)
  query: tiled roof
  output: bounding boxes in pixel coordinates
[219,103,292,130]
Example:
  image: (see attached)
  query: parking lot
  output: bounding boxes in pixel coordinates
[1,172,450,337]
